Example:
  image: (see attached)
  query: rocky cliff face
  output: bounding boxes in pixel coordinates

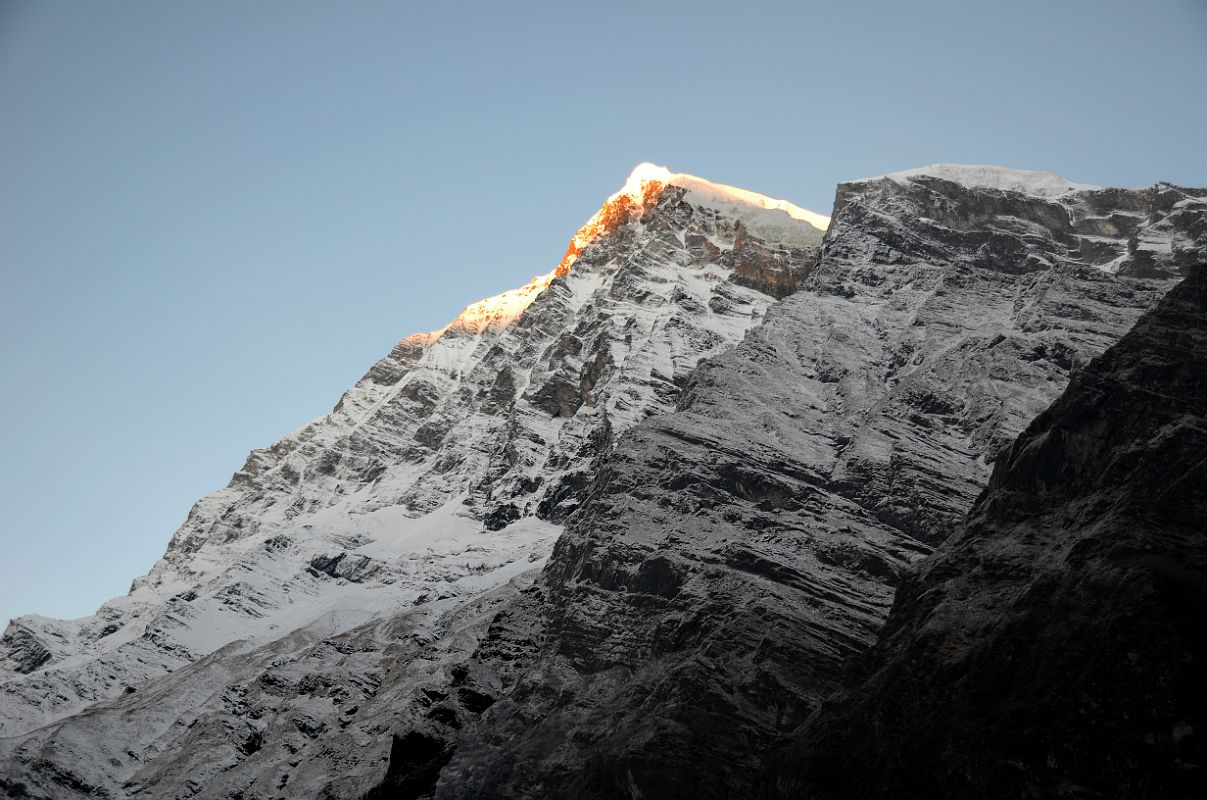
[777,264,1207,800]
[0,166,825,798]
[374,170,1206,800]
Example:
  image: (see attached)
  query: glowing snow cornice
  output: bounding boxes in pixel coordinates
[628,162,832,232]
[447,163,830,335]
[699,176,832,232]
[558,162,830,275]
[447,272,555,334]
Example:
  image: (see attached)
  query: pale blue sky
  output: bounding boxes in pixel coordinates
[2,0,1205,625]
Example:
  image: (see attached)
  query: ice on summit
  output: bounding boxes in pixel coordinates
[622,163,831,230]
[858,163,1100,198]
[623,162,830,243]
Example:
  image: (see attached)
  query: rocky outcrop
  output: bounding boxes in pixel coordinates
[0,624,53,675]
[381,170,1206,800]
[729,221,815,298]
[776,264,1207,800]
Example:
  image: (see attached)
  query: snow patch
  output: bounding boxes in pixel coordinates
[857,163,1100,198]
[446,270,557,334]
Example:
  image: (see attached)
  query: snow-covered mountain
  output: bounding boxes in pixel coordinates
[371,168,1207,799]
[1,164,1203,800]
[0,165,826,794]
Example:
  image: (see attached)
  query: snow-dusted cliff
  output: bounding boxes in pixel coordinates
[0,165,826,797]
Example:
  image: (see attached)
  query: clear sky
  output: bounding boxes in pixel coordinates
[2,0,1205,625]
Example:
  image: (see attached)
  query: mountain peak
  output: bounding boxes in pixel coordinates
[436,163,830,340]
[558,163,829,277]
[617,162,831,231]
[617,161,675,196]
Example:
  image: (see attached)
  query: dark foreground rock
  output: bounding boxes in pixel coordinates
[776,265,1207,800]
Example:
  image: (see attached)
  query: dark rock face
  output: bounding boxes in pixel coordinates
[366,731,455,800]
[774,266,1207,800]
[0,626,52,675]
[729,221,817,298]
[306,552,382,583]
[367,175,1206,800]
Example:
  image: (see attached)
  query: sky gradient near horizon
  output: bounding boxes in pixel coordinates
[2,0,1206,625]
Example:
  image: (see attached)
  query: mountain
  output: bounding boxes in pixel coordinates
[776,263,1207,799]
[2,164,1204,800]
[0,165,827,797]
[370,168,1207,799]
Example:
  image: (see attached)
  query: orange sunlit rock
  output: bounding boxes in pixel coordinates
[556,164,670,276]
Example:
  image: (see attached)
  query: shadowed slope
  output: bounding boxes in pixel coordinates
[778,265,1207,799]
